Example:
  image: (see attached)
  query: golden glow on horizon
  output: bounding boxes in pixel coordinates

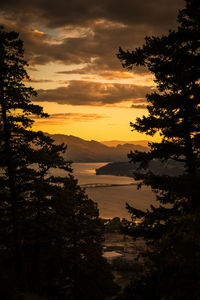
[32,101,160,142]
[25,53,158,142]
[2,0,182,145]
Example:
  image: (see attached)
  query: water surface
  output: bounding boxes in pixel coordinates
[72,163,156,219]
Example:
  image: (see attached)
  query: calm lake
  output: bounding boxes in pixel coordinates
[72,162,157,219]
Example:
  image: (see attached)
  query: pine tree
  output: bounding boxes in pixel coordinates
[0,26,71,296]
[116,0,200,298]
[117,0,200,235]
[42,176,118,300]
[0,27,117,299]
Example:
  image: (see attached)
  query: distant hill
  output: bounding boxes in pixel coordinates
[45,133,149,162]
[101,140,150,148]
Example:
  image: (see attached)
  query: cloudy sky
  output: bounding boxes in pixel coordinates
[1,0,184,141]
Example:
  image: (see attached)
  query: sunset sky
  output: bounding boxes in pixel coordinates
[1,0,184,141]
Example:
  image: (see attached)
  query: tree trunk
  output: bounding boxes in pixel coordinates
[0,83,22,279]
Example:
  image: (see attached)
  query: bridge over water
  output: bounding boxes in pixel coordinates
[80,182,137,188]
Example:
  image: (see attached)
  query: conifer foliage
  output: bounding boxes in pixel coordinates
[117,0,200,299]
[0,27,116,299]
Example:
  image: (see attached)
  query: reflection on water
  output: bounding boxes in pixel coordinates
[86,185,156,220]
[72,162,134,186]
[72,163,156,220]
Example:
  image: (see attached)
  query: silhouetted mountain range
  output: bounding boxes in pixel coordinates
[46,133,148,162]
[101,140,150,148]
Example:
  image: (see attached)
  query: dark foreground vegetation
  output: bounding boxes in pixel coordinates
[116,0,200,299]
[0,27,117,299]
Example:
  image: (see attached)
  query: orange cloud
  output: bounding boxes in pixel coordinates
[98,70,134,80]
[33,112,107,126]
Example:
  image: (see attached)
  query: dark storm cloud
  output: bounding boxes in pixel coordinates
[3,21,157,78]
[34,80,152,105]
[0,0,185,77]
[1,0,184,29]
[9,22,150,69]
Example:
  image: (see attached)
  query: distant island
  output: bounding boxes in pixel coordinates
[96,162,136,177]
[96,160,184,178]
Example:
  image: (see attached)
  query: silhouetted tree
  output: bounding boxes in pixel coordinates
[116,0,200,299]
[0,26,71,297]
[40,176,118,300]
[0,27,117,299]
